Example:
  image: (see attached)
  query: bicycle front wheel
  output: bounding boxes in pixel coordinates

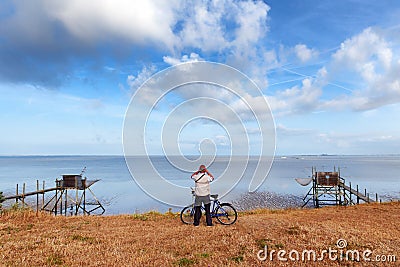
[215,203,237,225]
[180,205,195,225]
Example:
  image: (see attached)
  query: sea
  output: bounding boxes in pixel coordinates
[0,155,399,215]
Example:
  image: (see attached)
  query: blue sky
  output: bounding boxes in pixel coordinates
[1,0,400,155]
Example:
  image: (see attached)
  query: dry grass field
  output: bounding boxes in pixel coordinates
[0,202,399,266]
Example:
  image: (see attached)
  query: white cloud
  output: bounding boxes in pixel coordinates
[127,65,157,93]
[173,0,271,88]
[177,1,228,52]
[267,69,325,116]
[163,53,203,66]
[127,70,238,108]
[42,0,271,61]
[233,1,270,48]
[3,0,273,90]
[271,27,400,115]
[333,28,392,70]
[327,27,400,111]
[43,0,179,49]
[294,44,318,62]
[225,1,271,88]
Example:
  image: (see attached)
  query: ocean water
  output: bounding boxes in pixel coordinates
[0,155,399,214]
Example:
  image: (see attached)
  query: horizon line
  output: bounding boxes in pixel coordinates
[0,153,399,157]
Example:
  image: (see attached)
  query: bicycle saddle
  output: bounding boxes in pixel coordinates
[210,194,218,199]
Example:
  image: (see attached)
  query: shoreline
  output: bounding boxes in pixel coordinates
[2,189,400,216]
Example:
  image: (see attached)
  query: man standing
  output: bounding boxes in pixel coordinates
[191,164,214,226]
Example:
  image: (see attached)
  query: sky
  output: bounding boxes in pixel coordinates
[1,0,400,156]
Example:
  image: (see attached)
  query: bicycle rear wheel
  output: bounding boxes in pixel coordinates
[180,205,195,224]
[215,203,237,225]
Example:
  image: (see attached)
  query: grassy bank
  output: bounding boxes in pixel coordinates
[1,202,399,266]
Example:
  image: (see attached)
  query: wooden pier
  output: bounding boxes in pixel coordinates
[298,167,378,208]
[2,173,105,216]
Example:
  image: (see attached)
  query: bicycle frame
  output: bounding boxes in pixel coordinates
[181,188,237,225]
[191,198,228,218]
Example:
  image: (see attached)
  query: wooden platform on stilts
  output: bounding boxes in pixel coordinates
[298,167,379,208]
[1,170,105,216]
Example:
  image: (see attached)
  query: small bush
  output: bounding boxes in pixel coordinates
[9,202,31,212]
[46,254,64,265]
[231,255,244,263]
[256,238,272,249]
[131,210,176,221]
[71,234,96,244]
[176,257,196,266]
[131,213,149,221]
[287,226,301,235]
[231,246,246,263]
[199,253,210,258]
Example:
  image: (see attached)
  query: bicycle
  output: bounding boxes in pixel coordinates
[180,188,238,225]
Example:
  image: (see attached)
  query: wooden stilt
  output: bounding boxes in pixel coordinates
[36,180,39,215]
[357,185,359,204]
[55,185,58,216]
[16,184,18,204]
[42,181,45,211]
[22,183,25,207]
[349,182,352,205]
[65,189,68,216]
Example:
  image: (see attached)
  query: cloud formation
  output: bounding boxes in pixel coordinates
[294,44,318,63]
[325,27,400,111]
[43,0,178,48]
[267,27,400,115]
[163,53,203,66]
[1,1,400,116]
[0,0,271,88]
